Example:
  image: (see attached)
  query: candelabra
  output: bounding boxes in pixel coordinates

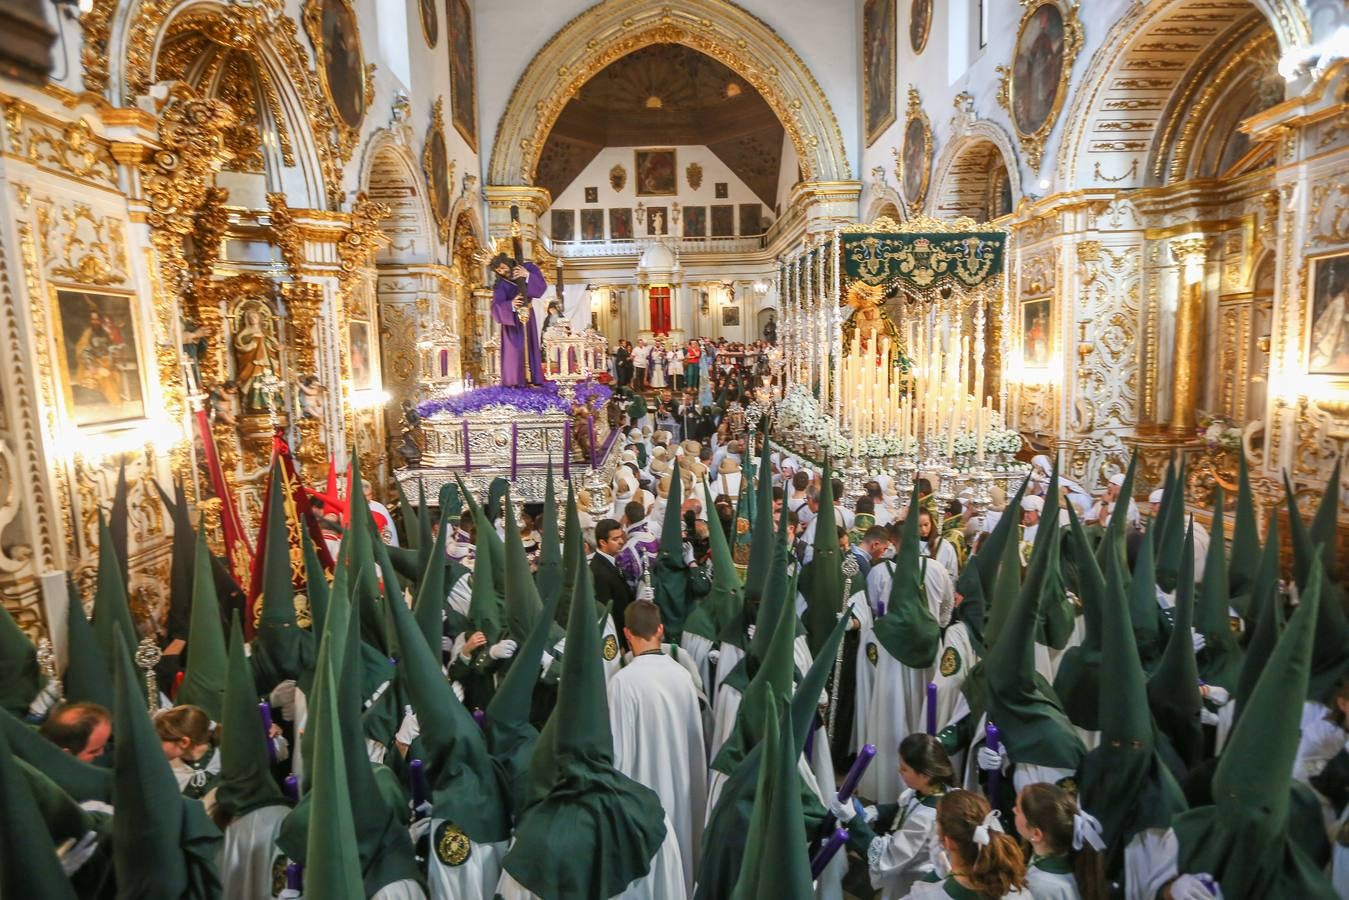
[36,637,60,700]
[745,402,763,455]
[135,635,163,714]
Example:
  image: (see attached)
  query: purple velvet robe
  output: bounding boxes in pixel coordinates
[491,262,547,387]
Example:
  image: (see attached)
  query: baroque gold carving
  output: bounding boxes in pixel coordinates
[337,193,392,304]
[34,201,130,288]
[301,0,376,164]
[996,0,1084,170]
[422,97,454,242]
[266,192,306,277]
[2,101,118,189]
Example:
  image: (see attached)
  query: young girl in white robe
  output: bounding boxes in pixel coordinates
[904,789,1029,899]
[919,509,961,581]
[1013,782,1108,900]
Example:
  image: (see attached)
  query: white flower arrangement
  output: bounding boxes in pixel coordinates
[952,432,979,455]
[984,428,1023,455]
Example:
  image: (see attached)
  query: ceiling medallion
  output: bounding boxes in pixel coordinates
[610,164,627,192]
[686,162,703,191]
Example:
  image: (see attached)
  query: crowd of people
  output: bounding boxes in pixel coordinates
[2,386,1347,899]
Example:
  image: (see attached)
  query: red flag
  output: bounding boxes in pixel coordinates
[192,407,254,590]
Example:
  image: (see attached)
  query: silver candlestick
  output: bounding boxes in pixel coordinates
[134,635,163,714]
[827,554,862,743]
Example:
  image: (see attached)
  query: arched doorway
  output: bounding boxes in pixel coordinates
[931,139,1017,222]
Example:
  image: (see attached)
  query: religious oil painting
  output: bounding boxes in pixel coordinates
[447,0,478,150]
[722,305,740,327]
[418,0,437,47]
[584,186,599,204]
[551,209,575,242]
[609,208,633,240]
[580,209,605,242]
[349,319,373,391]
[316,0,366,130]
[55,289,146,426]
[714,182,729,199]
[864,0,897,146]
[684,205,707,237]
[901,111,930,209]
[909,0,932,54]
[1308,251,1349,376]
[646,206,668,236]
[711,204,735,237]
[739,203,763,236]
[635,149,677,196]
[426,123,451,227]
[1010,2,1066,137]
[1022,297,1051,368]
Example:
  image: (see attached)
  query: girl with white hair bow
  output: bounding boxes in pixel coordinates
[1013,782,1108,899]
[905,789,1029,898]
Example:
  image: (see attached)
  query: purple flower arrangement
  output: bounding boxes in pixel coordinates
[417,381,612,419]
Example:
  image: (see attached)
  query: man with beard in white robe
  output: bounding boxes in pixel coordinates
[607,601,707,895]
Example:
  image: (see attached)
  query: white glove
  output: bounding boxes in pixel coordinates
[279,891,302,900]
[1190,629,1207,653]
[862,804,879,824]
[451,681,465,702]
[489,639,518,660]
[746,624,756,641]
[826,795,855,823]
[1201,684,1229,706]
[270,680,299,722]
[272,733,290,763]
[636,583,655,603]
[1170,873,1220,900]
[977,746,1007,772]
[442,635,454,654]
[1200,708,1220,727]
[57,831,99,876]
[707,648,720,666]
[409,816,433,842]
[413,800,433,820]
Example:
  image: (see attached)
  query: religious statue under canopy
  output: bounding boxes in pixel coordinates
[489,252,547,387]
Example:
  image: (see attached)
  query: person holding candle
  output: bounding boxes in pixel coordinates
[904,790,1030,899]
[827,734,957,898]
[1013,782,1108,900]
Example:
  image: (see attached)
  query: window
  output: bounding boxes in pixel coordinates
[978,0,989,49]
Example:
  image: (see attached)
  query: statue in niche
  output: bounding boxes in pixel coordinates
[297,375,326,419]
[231,299,282,412]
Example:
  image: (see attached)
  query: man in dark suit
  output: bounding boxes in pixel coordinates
[591,518,637,648]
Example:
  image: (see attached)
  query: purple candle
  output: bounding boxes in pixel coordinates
[809,827,849,879]
[986,721,1000,752]
[285,862,303,891]
[259,702,276,763]
[926,682,938,735]
[876,598,886,618]
[986,721,1002,801]
[587,415,597,468]
[510,422,519,479]
[462,420,472,471]
[836,743,876,801]
[283,774,299,802]
[804,716,819,764]
[410,758,429,809]
[472,708,486,729]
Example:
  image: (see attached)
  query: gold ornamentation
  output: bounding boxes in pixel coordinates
[423,98,455,242]
[336,193,392,303]
[686,162,703,191]
[602,633,619,661]
[35,201,130,287]
[78,0,119,96]
[610,164,627,192]
[866,642,878,666]
[996,0,1083,170]
[899,85,932,215]
[302,0,376,164]
[434,822,471,867]
[266,193,306,278]
[939,646,960,677]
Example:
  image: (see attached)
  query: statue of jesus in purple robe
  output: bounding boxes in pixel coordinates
[489,255,547,387]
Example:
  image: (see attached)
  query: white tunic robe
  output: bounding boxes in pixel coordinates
[608,653,708,895]
[494,814,687,900]
[425,827,507,900]
[217,804,287,900]
[864,789,942,899]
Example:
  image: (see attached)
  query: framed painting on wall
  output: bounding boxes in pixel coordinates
[900,87,932,213]
[863,0,897,146]
[584,186,598,203]
[53,288,146,426]
[711,205,735,237]
[349,319,374,391]
[722,305,740,327]
[580,209,605,241]
[551,209,575,242]
[1022,296,1051,369]
[609,208,633,240]
[714,182,729,199]
[1308,250,1349,376]
[447,0,478,150]
[739,203,763,236]
[418,0,437,47]
[684,206,706,237]
[909,0,931,54]
[999,0,1082,167]
[635,149,677,196]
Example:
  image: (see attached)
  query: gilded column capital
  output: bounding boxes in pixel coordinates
[1169,235,1214,265]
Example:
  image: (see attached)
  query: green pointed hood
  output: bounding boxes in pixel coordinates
[1283,471,1349,699]
[1078,517,1187,875]
[536,463,563,610]
[1128,522,1163,667]
[712,573,799,775]
[873,487,940,666]
[1227,452,1261,608]
[985,466,1084,771]
[251,461,306,693]
[741,439,772,595]
[1233,520,1283,725]
[1173,557,1338,900]
[684,476,744,642]
[0,593,38,717]
[344,455,389,654]
[1096,454,1140,575]
[730,706,812,900]
[387,561,510,842]
[111,626,221,898]
[1196,486,1242,690]
[467,531,505,644]
[458,475,507,601]
[410,500,452,657]
[1052,503,1108,730]
[503,521,667,900]
[652,459,694,641]
[63,577,112,708]
[91,511,139,684]
[501,488,564,647]
[556,483,581,627]
[216,613,286,819]
[0,718,79,900]
[1154,458,1188,594]
[302,523,329,647]
[955,473,1029,648]
[486,477,510,529]
[394,479,418,553]
[175,525,229,721]
[415,478,433,566]
[108,458,130,587]
[1306,458,1341,585]
[982,503,1025,651]
[1149,455,1177,552]
[736,497,796,682]
[1146,524,1204,770]
[802,457,843,657]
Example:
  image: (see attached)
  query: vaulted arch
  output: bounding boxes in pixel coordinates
[929,121,1021,222]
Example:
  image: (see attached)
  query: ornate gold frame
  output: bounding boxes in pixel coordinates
[447,0,479,152]
[418,0,438,48]
[863,0,897,147]
[302,0,375,163]
[634,149,678,197]
[899,86,932,216]
[909,0,932,55]
[996,0,1083,170]
[47,284,149,430]
[423,97,454,242]
[1304,248,1349,385]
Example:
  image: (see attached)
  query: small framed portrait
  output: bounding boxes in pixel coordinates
[580,209,605,242]
[609,208,633,240]
[901,87,932,212]
[683,205,707,237]
[447,0,478,150]
[551,209,575,242]
[863,0,897,146]
[423,98,452,239]
[418,0,437,47]
[711,204,735,237]
[646,206,668,236]
[308,0,368,131]
[1001,0,1082,166]
[584,186,599,204]
[1022,297,1051,368]
[739,203,763,236]
[52,288,146,426]
[635,149,677,196]
[909,0,931,54]
[349,319,373,391]
[714,182,729,199]
[1308,251,1349,376]
[722,305,741,327]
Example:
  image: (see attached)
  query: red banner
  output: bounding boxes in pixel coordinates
[192,407,254,595]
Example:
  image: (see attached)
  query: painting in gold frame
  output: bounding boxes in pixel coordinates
[423,98,453,241]
[447,0,478,151]
[349,319,374,391]
[306,0,368,131]
[1307,250,1349,377]
[863,0,897,146]
[1022,296,1051,369]
[419,0,437,47]
[909,0,932,54]
[52,287,147,427]
[996,0,1083,168]
[634,149,677,196]
[900,87,932,214]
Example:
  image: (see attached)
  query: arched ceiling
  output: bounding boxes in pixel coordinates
[535,43,785,206]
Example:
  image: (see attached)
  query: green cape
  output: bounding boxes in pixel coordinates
[872,487,940,666]
[216,612,286,820]
[176,525,229,721]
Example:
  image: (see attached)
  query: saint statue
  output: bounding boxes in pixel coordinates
[233,304,282,411]
[489,253,547,387]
